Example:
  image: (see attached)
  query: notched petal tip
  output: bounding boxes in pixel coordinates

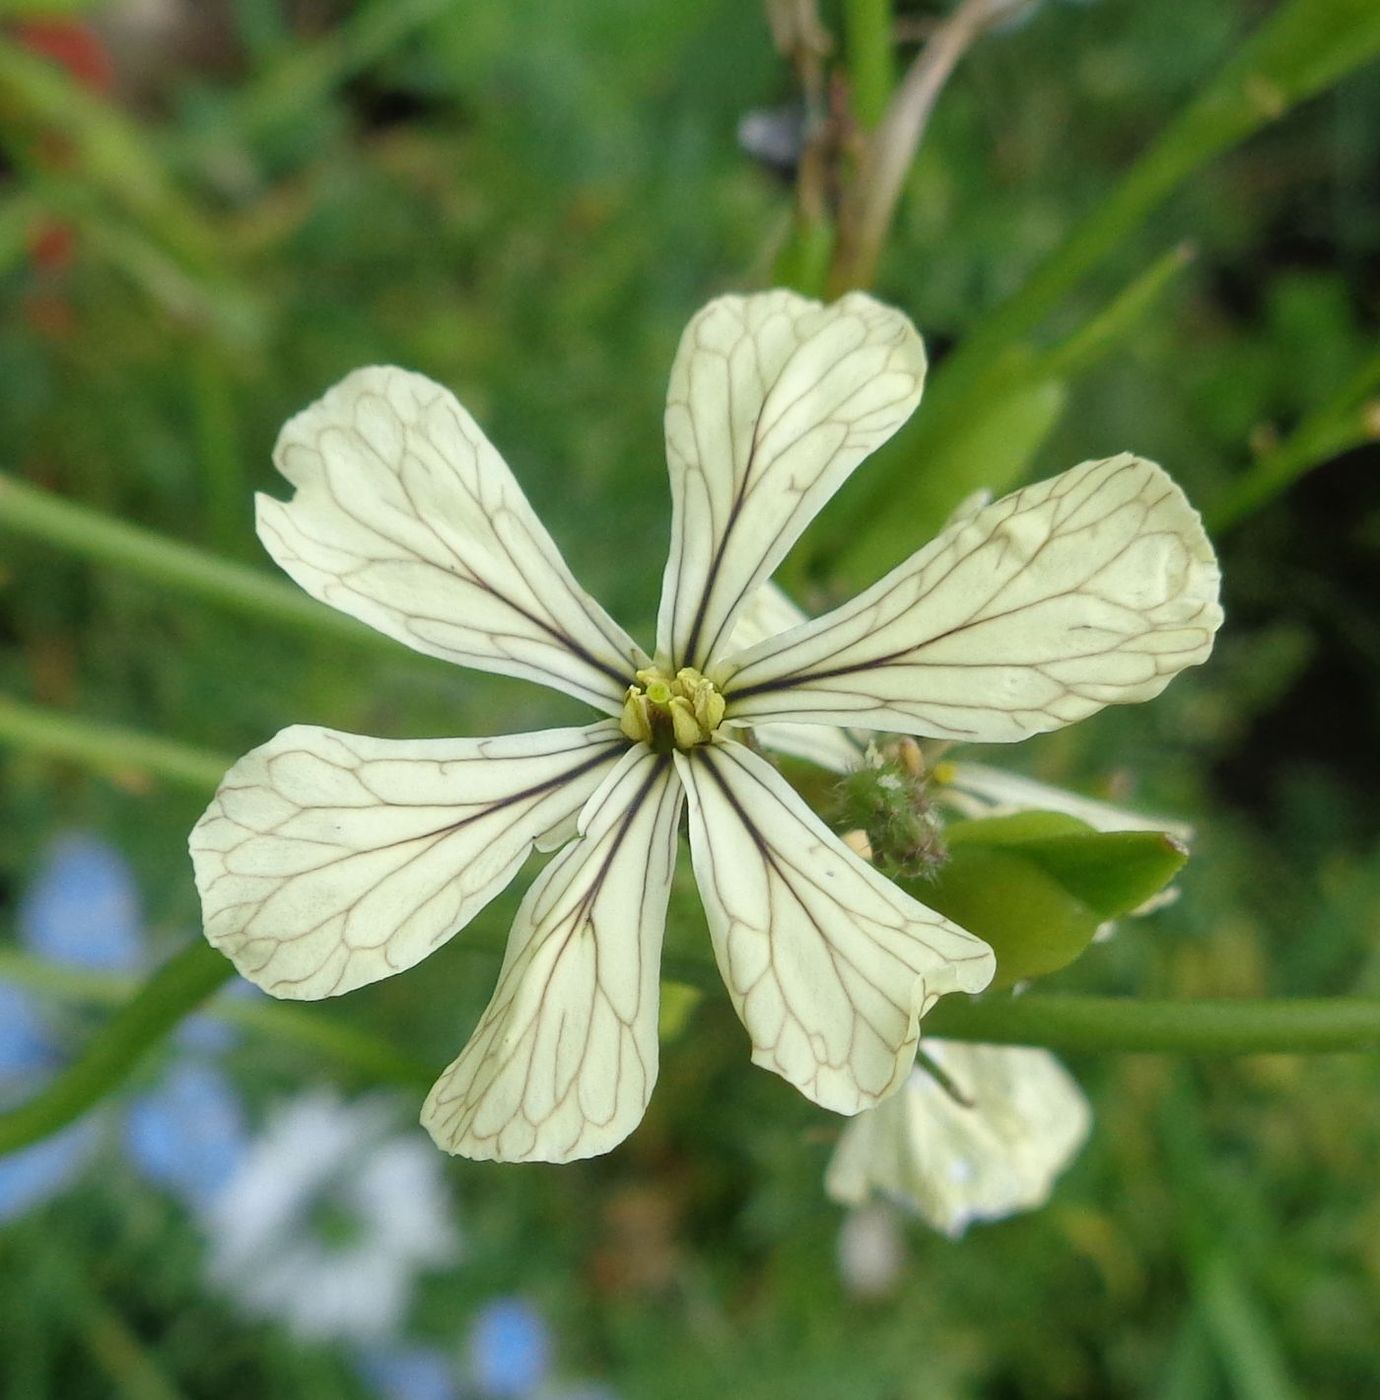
[656,291,927,671]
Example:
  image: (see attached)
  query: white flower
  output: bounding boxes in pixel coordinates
[190,290,1221,1163]
[826,1041,1091,1236]
[836,1202,907,1298]
[205,1092,458,1341]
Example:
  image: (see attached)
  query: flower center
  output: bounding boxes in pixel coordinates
[619,666,725,752]
[307,1189,366,1250]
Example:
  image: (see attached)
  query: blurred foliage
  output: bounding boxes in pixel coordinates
[1,0,1379,1396]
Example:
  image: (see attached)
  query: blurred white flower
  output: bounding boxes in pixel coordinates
[826,1042,1091,1237]
[836,1203,907,1298]
[206,1092,459,1341]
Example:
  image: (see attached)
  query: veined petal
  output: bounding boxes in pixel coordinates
[260,368,647,714]
[656,292,925,670]
[190,722,625,999]
[825,1041,1091,1236]
[750,721,867,773]
[731,585,869,771]
[721,454,1223,741]
[728,579,814,652]
[675,740,993,1115]
[423,746,682,1163]
[937,760,1194,842]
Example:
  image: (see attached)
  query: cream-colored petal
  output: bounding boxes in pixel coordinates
[936,760,1193,842]
[825,1040,1091,1236]
[728,579,815,652]
[731,583,869,772]
[190,722,624,999]
[721,454,1223,741]
[260,367,647,713]
[657,292,925,670]
[749,720,868,773]
[422,746,682,1163]
[676,740,993,1115]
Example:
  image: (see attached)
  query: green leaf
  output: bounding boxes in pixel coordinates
[947,811,1190,919]
[909,810,1188,988]
[843,364,1067,573]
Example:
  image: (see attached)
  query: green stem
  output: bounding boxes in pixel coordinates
[0,942,232,1154]
[78,1298,185,1400]
[817,243,1194,578]
[229,0,461,142]
[0,37,222,273]
[1207,348,1380,531]
[0,191,43,276]
[0,473,396,652]
[1036,241,1196,382]
[0,693,231,792]
[924,994,1380,1053]
[0,947,434,1089]
[844,0,895,129]
[189,345,246,553]
[1195,1253,1305,1400]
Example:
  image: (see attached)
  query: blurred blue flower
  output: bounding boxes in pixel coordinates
[0,981,54,1083]
[470,1298,551,1398]
[357,1343,458,1400]
[19,833,143,972]
[1,833,250,1221]
[124,1061,247,1210]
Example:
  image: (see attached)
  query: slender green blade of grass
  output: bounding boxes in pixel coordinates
[0,474,410,656]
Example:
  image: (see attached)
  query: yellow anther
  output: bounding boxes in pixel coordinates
[841,829,874,862]
[619,687,653,745]
[931,760,957,786]
[619,665,726,752]
[668,696,703,750]
[896,737,924,779]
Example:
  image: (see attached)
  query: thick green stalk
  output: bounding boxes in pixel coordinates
[0,37,220,273]
[0,474,396,652]
[816,242,1194,581]
[0,942,232,1154]
[924,995,1380,1054]
[0,694,231,792]
[844,0,896,129]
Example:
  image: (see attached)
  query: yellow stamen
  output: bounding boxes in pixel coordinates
[619,665,726,752]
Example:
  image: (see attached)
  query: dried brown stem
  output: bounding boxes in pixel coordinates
[829,0,1029,294]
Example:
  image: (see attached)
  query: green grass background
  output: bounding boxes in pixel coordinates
[1,0,1379,1394]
